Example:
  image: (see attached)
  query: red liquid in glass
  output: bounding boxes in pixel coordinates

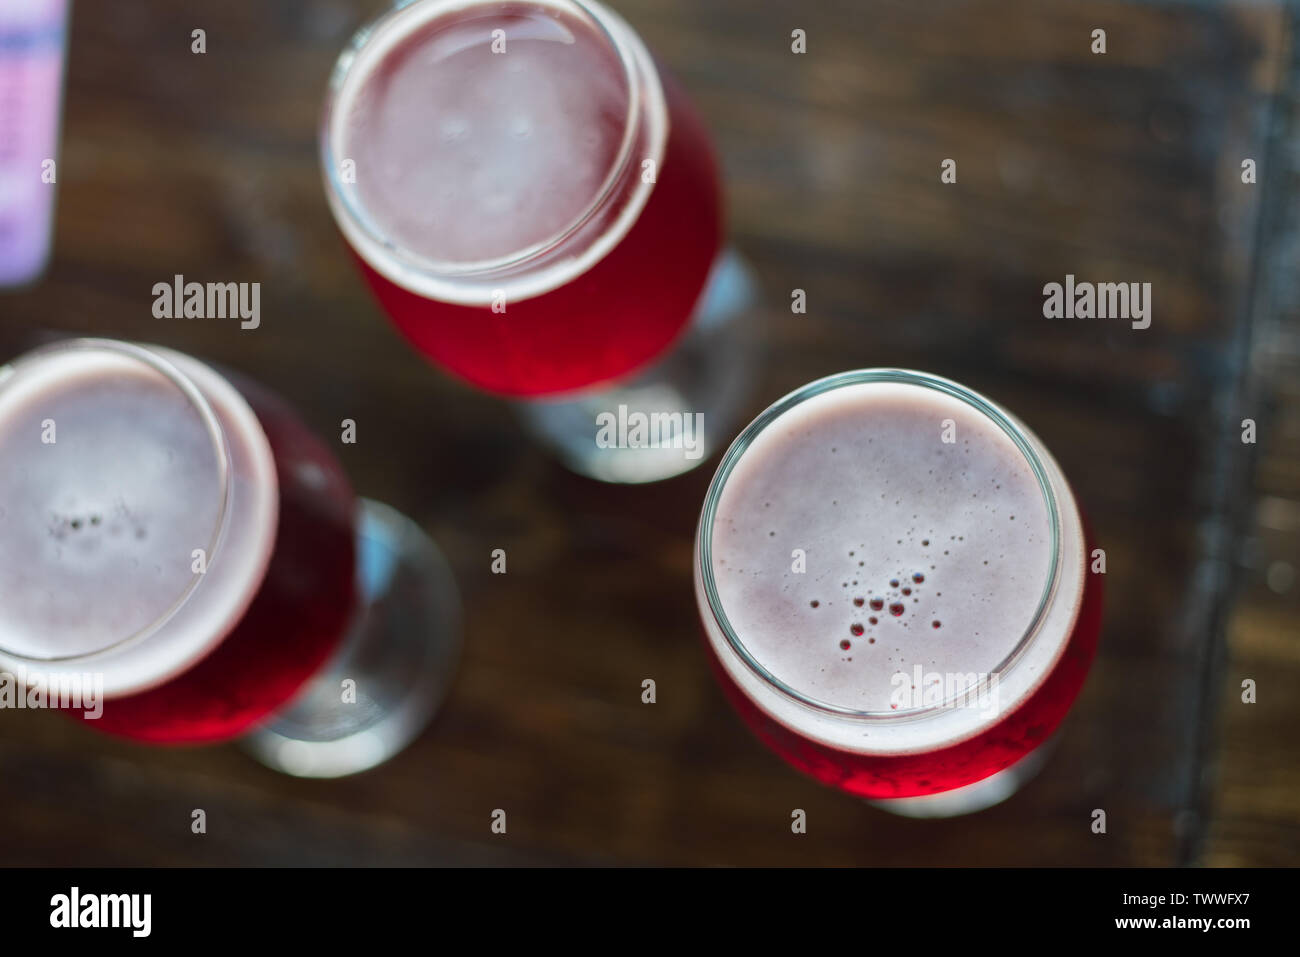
[333,3,722,396]
[70,375,357,744]
[701,376,1104,799]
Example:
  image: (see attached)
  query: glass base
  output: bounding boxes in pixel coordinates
[243,498,461,778]
[517,247,760,483]
[866,735,1059,818]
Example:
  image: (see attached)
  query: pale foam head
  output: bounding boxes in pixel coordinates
[705,373,1058,716]
[323,0,666,304]
[341,2,628,264]
[0,344,229,661]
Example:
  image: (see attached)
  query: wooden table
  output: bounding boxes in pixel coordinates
[0,0,1295,866]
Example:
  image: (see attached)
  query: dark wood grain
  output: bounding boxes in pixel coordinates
[0,0,1295,866]
[1202,25,1300,866]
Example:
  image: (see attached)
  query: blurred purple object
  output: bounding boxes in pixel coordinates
[0,0,68,288]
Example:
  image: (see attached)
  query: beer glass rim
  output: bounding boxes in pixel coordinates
[320,0,661,299]
[0,338,234,663]
[695,368,1064,720]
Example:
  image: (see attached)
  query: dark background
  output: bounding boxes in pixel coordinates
[1,0,1297,865]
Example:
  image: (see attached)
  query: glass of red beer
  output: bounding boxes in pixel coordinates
[0,339,461,777]
[694,370,1104,816]
[322,0,756,482]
